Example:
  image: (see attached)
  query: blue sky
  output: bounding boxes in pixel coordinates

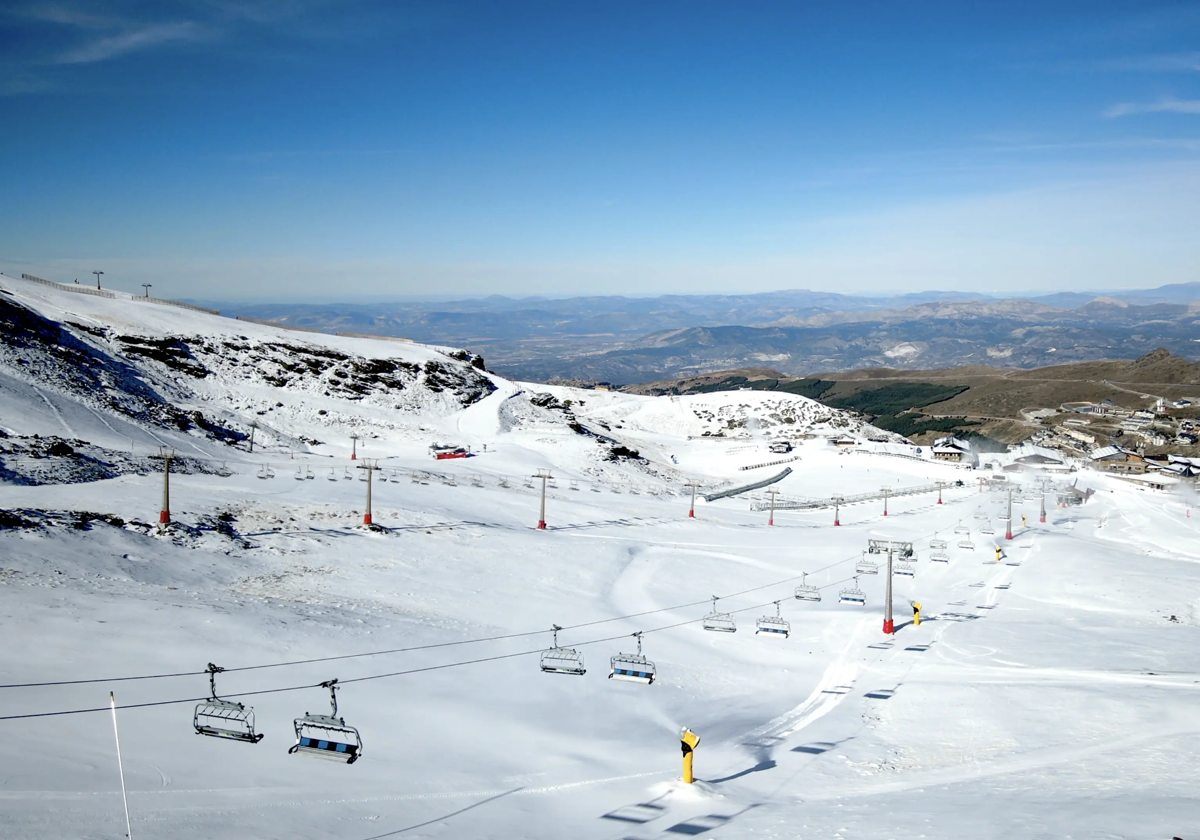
[1,1,1198,301]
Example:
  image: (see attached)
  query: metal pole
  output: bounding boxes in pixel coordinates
[883,487,889,516]
[767,489,777,526]
[1006,487,1013,540]
[248,423,256,454]
[351,434,359,460]
[538,473,548,529]
[884,548,894,634]
[159,451,171,525]
[688,482,698,518]
[364,462,373,525]
[1040,491,1046,524]
[93,270,103,290]
[141,284,152,298]
[109,692,134,839]
[833,496,840,526]
[937,481,943,504]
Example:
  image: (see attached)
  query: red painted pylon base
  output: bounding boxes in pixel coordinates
[159,510,170,524]
[883,511,888,516]
[351,453,357,460]
[1006,531,1013,540]
[834,519,840,526]
[937,498,942,504]
[883,619,894,634]
[689,510,695,518]
[363,513,372,525]
[537,520,547,530]
[768,518,774,526]
[1040,515,1046,524]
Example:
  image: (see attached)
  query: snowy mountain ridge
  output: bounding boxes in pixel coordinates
[0,272,897,480]
[3,272,1194,840]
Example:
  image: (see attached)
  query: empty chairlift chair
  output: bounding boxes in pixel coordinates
[328,468,338,482]
[295,467,305,480]
[257,465,269,480]
[954,524,970,536]
[609,632,656,685]
[216,462,232,478]
[980,521,996,535]
[756,601,790,638]
[288,680,362,765]
[856,554,880,575]
[539,625,586,676]
[193,663,263,744]
[794,572,821,602]
[839,577,867,606]
[893,561,915,577]
[305,467,314,480]
[958,537,976,550]
[343,468,352,480]
[702,596,737,633]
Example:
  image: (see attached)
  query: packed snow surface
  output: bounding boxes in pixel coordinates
[1,275,1198,839]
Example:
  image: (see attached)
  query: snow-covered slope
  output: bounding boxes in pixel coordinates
[2,273,1198,840]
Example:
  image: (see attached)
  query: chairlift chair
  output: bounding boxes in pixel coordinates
[257,466,269,480]
[471,474,484,488]
[839,577,867,606]
[930,550,949,562]
[893,561,915,577]
[216,462,232,478]
[193,663,263,744]
[856,555,880,575]
[343,468,352,480]
[974,512,987,520]
[954,524,970,535]
[958,539,975,550]
[794,572,821,602]
[328,468,338,481]
[930,538,948,550]
[288,680,362,765]
[305,467,314,480]
[539,625,586,676]
[591,483,601,493]
[569,480,580,491]
[702,596,737,632]
[264,465,275,479]
[980,523,995,535]
[498,476,510,488]
[756,601,790,637]
[295,467,305,480]
[609,632,656,685]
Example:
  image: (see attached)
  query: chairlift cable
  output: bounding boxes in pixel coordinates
[0,500,991,692]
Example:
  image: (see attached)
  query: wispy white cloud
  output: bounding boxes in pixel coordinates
[1104,98,1200,118]
[13,2,114,29]
[1100,52,1200,73]
[55,21,208,64]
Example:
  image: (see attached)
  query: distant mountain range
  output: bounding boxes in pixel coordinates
[213,283,1200,385]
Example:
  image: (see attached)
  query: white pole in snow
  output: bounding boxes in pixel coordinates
[109,692,133,839]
